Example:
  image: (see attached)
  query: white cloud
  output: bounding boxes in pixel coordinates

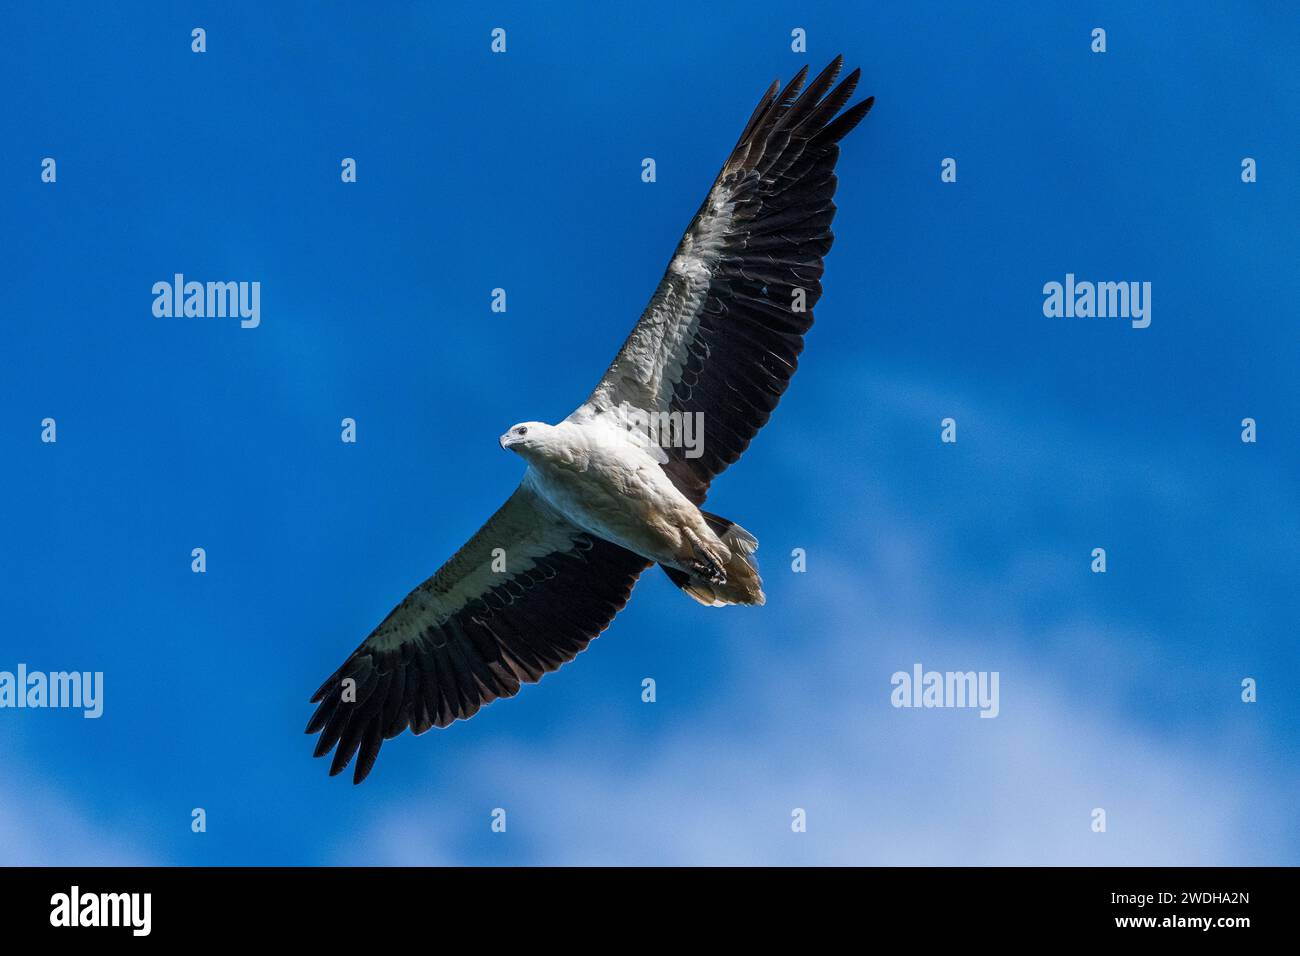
[342,550,1294,865]
[0,768,157,866]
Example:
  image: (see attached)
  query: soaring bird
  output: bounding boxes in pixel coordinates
[307,57,874,782]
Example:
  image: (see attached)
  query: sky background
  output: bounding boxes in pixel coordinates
[2,1,1297,865]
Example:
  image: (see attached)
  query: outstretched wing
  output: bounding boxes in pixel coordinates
[306,483,650,783]
[575,56,873,504]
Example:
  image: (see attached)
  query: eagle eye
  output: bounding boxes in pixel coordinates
[516,426,528,436]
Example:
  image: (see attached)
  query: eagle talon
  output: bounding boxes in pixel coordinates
[691,555,728,584]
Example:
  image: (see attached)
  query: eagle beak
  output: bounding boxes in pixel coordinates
[499,434,510,450]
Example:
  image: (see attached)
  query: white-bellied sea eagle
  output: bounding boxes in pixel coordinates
[307,57,874,782]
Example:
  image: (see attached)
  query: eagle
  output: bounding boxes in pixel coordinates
[307,57,874,782]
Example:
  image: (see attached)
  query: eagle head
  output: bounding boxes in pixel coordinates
[499,421,553,455]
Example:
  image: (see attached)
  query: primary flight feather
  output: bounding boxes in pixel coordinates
[307,57,874,782]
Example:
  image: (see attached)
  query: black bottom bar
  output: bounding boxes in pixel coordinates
[0,866,1282,940]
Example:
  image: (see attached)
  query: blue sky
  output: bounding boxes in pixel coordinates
[2,1,1297,865]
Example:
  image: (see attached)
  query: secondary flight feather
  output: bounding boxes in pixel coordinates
[307,56,874,782]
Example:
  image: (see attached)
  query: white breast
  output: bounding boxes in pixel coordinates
[523,419,688,561]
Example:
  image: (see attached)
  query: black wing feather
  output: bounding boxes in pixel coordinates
[307,530,647,783]
[584,56,873,505]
